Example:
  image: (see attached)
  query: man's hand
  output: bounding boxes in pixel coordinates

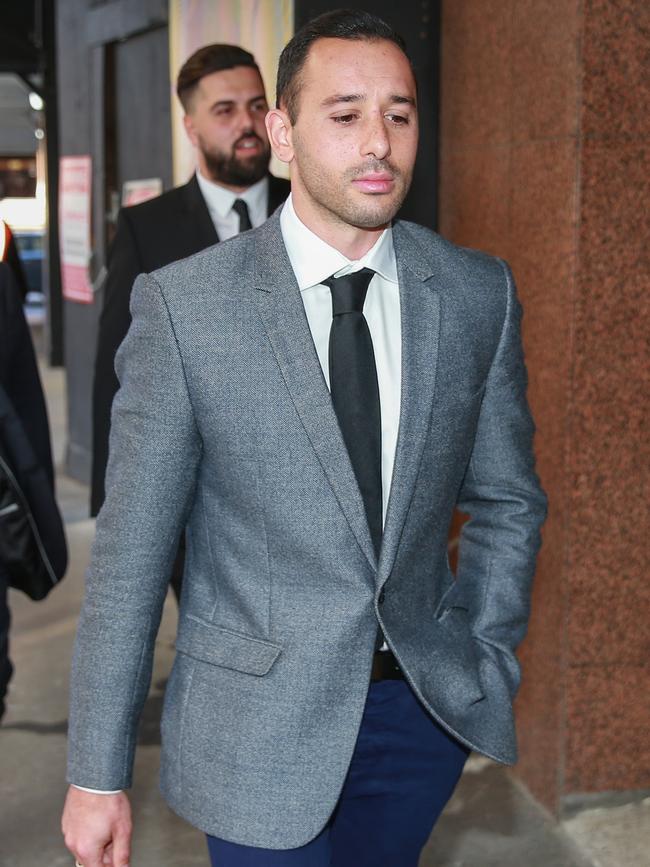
[62,786,132,867]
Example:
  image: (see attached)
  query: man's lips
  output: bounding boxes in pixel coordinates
[351,173,395,193]
[234,137,263,154]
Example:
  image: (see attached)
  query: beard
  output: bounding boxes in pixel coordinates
[199,132,271,187]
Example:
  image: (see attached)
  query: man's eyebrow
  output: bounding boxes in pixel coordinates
[320,93,416,108]
[390,95,417,107]
[209,94,267,110]
[320,93,365,107]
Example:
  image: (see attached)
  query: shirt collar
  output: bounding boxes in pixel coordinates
[195,169,269,219]
[280,194,398,292]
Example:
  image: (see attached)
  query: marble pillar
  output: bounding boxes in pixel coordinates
[439,0,649,813]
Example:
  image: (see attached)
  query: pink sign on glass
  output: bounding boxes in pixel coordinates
[121,177,163,207]
[59,155,93,303]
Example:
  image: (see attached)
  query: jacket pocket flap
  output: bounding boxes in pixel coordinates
[175,615,282,676]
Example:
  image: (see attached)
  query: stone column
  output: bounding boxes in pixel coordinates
[438,0,649,814]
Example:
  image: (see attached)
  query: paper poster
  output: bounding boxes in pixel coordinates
[121,177,163,207]
[59,155,93,303]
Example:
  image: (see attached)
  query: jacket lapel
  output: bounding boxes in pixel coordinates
[181,175,220,246]
[379,222,442,583]
[252,214,377,571]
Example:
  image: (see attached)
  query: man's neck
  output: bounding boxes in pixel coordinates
[291,191,387,261]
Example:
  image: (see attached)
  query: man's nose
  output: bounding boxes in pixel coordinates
[361,115,391,161]
[236,106,257,133]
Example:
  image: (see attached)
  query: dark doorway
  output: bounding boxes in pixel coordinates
[104,26,173,246]
[113,28,173,195]
[0,0,63,365]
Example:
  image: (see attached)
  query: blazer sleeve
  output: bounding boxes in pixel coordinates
[67,272,202,790]
[91,208,142,516]
[455,260,547,699]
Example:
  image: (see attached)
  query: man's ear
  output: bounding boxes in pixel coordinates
[183,113,198,148]
[265,109,294,165]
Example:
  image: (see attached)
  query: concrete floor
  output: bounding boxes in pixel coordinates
[1,364,646,866]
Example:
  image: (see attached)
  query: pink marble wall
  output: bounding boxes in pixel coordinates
[565,0,650,794]
[439,0,649,813]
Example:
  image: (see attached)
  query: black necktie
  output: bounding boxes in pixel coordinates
[232,199,252,232]
[324,268,383,559]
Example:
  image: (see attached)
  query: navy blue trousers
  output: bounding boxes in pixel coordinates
[207,678,469,866]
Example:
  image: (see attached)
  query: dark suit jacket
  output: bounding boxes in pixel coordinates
[0,223,30,301]
[0,263,67,597]
[91,173,290,515]
[0,263,53,484]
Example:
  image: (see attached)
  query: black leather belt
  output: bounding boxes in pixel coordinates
[371,649,404,681]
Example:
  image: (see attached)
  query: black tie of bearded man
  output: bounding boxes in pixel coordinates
[232,198,252,232]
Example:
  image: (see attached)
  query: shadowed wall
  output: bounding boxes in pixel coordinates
[438,0,649,814]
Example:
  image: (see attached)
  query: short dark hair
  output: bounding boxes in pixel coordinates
[276,9,411,123]
[176,44,261,111]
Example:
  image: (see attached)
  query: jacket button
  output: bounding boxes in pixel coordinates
[378,589,386,605]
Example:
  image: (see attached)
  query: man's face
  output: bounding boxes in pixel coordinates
[183,65,271,190]
[280,38,418,230]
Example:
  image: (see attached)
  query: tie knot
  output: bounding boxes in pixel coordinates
[324,268,375,316]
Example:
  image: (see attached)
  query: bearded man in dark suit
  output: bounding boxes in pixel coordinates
[91,43,290,523]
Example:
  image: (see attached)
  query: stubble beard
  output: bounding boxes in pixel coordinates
[297,155,412,231]
[200,134,271,188]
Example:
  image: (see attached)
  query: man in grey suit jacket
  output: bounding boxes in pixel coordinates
[63,10,546,867]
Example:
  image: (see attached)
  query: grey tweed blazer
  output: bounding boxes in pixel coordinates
[67,210,547,849]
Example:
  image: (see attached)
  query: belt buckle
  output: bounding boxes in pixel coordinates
[372,649,402,681]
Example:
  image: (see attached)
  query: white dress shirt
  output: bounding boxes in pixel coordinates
[195,170,269,238]
[280,194,402,523]
[74,194,402,795]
